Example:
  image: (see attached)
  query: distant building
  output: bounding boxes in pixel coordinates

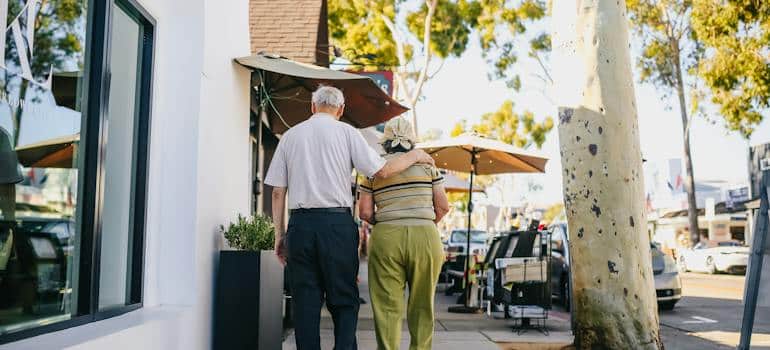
[643,158,748,215]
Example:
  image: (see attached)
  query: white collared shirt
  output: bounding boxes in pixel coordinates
[264,113,386,209]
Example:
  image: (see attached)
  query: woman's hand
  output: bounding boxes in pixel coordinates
[358,191,375,225]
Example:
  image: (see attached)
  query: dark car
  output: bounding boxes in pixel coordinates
[548,223,571,309]
[0,218,75,315]
[547,222,682,311]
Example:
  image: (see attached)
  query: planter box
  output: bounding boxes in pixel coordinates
[214,250,283,350]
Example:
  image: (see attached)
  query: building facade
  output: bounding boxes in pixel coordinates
[0,0,254,348]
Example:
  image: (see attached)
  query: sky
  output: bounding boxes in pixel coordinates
[414,38,770,207]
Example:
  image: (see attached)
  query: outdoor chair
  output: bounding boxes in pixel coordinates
[494,230,552,334]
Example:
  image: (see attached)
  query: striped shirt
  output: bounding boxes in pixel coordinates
[360,153,445,225]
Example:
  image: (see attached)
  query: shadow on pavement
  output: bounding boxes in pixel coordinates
[659,295,770,349]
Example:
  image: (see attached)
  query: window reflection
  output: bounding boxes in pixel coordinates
[0,0,86,336]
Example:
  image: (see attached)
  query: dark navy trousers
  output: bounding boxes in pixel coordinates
[286,211,360,350]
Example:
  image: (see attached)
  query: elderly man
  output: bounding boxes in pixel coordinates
[265,85,434,350]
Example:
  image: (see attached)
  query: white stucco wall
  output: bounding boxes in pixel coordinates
[0,0,251,348]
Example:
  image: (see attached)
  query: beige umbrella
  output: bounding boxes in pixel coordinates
[417,133,548,312]
[443,172,485,194]
[418,133,547,174]
[16,134,79,169]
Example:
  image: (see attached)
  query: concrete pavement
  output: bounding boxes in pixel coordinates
[282,264,770,349]
[282,259,574,349]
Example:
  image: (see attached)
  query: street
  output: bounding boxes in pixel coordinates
[660,272,770,349]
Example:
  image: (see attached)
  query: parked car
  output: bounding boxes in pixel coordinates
[548,223,571,309]
[444,229,489,257]
[678,241,749,274]
[547,223,682,311]
[651,242,682,310]
[0,217,75,315]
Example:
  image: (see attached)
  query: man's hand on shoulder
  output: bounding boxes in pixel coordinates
[408,149,435,166]
[375,149,434,179]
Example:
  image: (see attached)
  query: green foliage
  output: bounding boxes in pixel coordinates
[328,0,403,69]
[3,0,87,146]
[691,0,770,137]
[627,0,769,138]
[475,0,549,90]
[541,202,564,224]
[328,0,547,88]
[221,214,276,251]
[626,0,696,94]
[406,0,480,58]
[451,100,554,148]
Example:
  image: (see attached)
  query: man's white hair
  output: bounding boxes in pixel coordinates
[312,85,345,108]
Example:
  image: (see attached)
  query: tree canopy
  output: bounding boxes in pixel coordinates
[328,0,550,133]
[691,0,770,137]
[451,100,554,148]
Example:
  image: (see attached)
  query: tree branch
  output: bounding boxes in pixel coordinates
[403,0,438,135]
[409,0,437,106]
[428,58,446,79]
[530,49,553,84]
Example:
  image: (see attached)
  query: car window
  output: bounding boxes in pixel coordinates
[48,223,69,240]
[451,230,488,243]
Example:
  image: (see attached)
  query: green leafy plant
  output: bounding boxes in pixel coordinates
[221,214,275,251]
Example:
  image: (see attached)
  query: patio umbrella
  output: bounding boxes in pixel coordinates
[417,133,548,312]
[235,53,408,134]
[443,172,485,194]
[16,134,79,169]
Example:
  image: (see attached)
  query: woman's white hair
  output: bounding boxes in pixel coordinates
[311,85,345,108]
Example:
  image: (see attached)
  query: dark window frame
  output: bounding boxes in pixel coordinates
[0,0,155,344]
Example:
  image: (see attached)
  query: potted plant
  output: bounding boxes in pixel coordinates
[213,214,283,350]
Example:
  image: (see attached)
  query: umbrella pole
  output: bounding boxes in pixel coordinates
[448,149,482,314]
[464,162,474,307]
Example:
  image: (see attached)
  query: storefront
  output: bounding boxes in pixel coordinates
[0,0,253,348]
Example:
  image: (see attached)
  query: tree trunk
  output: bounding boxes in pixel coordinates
[553,0,662,348]
[672,38,700,246]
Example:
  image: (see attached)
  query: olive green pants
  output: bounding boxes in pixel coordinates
[368,223,445,350]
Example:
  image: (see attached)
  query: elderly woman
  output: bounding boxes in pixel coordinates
[358,117,450,350]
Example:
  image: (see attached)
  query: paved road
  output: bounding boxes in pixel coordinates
[660,272,770,349]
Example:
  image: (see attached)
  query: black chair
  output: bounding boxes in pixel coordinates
[500,230,552,334]
[444,255,467,296]
[490,232,518,305]
[511,231,537,258]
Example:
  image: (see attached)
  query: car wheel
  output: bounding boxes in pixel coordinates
[705,256,717,274]
[678,256,688,272]
[658,300,676,311]
[561,276,571,311]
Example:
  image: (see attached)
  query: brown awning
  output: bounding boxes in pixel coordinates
[16,134,79,168]
[236,54,408,134]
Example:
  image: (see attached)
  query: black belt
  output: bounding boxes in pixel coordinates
[290,207,351,215]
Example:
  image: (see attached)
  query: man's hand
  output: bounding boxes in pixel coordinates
[275,236,287,266]
[271,187,288,265]
[409,149,435,166]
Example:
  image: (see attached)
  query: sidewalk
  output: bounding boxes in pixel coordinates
[282,260,574,349]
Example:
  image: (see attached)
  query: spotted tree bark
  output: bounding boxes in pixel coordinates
[553,0,662,348]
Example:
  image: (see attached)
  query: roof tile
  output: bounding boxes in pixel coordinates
[249,0,327,65]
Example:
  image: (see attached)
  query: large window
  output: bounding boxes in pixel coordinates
[0,0,154,343]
